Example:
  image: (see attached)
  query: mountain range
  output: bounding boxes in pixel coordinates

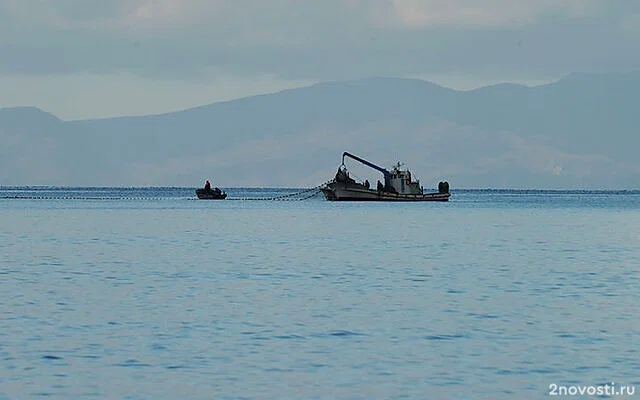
[1,71,639,189]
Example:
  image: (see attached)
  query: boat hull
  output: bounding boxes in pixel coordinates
[195,189,227,200]
[321,181,449,202]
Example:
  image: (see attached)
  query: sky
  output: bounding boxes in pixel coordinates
[1,0,639,120]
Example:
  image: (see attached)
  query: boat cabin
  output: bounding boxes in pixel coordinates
[389,163,422,195]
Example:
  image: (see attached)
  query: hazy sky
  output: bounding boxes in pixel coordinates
[1,0,638,119]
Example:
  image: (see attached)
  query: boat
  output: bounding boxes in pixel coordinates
[195,187,227,199]
[320,152,450,202]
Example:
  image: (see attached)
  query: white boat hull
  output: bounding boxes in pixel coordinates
[321,181,450,202]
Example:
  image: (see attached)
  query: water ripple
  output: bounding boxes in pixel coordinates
[1,188,639,399]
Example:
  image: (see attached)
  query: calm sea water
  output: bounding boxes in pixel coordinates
[1,187,639,399]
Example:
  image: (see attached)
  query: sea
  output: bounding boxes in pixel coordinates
[1,187,639,400]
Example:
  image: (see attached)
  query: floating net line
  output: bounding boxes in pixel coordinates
[0,181,333,201]
[226,180,332,201]
[0,195,174,200]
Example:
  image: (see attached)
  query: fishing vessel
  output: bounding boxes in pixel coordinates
[195,187,227,199]
[320,152,450,201]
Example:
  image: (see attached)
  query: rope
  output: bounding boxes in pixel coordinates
[0,196,173,200]
[226,180,332,201]
[1,180,334,202]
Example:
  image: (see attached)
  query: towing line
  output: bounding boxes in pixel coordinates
[1,181,333,201]
[226,181,331,201]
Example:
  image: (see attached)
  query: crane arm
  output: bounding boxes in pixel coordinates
[342,152,391,185]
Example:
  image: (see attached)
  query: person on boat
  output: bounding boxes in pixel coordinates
[377,180,383,192]
[204,180,211,191]
[335,167,347,183]
[364,179,370,189]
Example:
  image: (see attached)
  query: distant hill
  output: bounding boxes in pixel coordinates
[1,71,639,188]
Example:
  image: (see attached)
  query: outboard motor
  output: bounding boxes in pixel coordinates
[438,181,450,194]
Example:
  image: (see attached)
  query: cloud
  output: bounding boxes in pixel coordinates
[4,0,599,33]
[119,0,228,36]
[1,0,381,42]
[391,0,599,28]
[0,1,638,86]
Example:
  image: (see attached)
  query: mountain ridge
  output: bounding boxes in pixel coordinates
[1,71,639,188]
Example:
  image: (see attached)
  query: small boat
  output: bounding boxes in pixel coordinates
[321,152,450,202]
[195,187,227,200]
